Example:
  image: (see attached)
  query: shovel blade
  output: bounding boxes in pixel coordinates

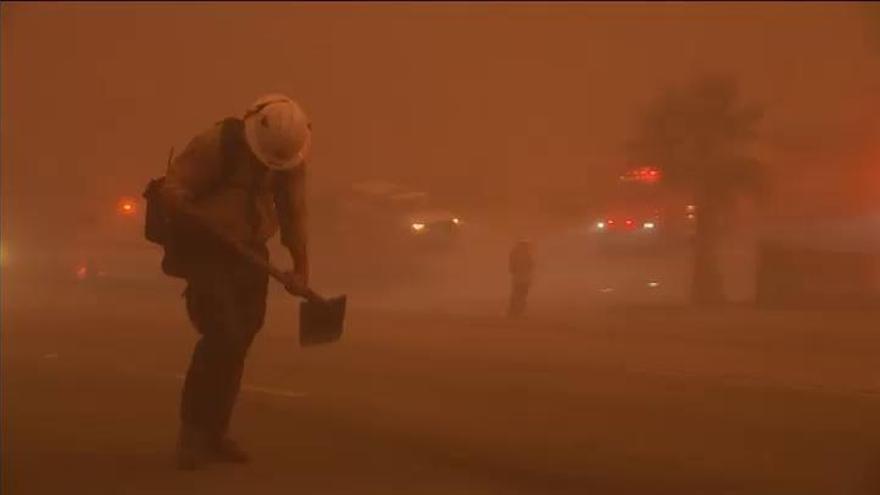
[299,295,347,347]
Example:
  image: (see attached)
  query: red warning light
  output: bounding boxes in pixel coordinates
[621,166,662,184]
[118,198,137,216]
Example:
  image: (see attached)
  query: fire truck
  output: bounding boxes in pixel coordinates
[590,166,696,254]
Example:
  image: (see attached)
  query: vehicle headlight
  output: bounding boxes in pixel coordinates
[596,222,606,230]
[643,222,656,230]
[452,218,460,225]
[411,223,426,232]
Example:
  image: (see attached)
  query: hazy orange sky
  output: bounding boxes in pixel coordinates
[2,2,878,241]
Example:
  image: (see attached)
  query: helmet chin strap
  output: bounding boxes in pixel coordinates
[270,131,311,171]
[264,151,306,171]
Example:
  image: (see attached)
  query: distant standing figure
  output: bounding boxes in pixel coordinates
[508,240,535,317]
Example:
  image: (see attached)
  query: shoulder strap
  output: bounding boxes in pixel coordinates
[192,118,245,200]
[221,116,266,237]
[218,117,245,188]
[209,118,245,194]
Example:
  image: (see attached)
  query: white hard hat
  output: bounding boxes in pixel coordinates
[243,93,312,171]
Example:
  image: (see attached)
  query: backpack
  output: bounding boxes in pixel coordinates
[143,118,244,278]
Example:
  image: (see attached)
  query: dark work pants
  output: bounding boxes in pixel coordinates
[508,279,531,317]
[180,244,269,442]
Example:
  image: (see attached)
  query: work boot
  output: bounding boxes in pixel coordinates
[207,437,251,464]
[176,425,209,470]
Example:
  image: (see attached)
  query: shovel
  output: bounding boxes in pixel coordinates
[234,245,347,347]
[179,205,347,346]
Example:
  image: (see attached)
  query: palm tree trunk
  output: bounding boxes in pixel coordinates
[691,197,726,305]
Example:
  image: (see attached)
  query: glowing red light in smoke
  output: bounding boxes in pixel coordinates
[118,198,137,216]
[621,166,662,183]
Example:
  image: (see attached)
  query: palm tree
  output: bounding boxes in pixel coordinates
[628,75,764,305]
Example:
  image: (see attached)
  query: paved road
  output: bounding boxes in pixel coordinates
[3,290,880,494]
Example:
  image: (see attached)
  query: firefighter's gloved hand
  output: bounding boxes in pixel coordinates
[279,270,310,298]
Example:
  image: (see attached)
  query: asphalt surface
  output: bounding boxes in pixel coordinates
[3,287,880,494]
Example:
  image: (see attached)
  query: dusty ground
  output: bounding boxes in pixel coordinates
[3,285,880,494]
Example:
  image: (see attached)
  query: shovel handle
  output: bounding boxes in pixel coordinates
[174,204,322,301]
[229,240,323,301]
